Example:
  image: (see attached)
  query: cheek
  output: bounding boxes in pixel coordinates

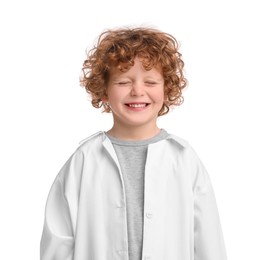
[154,88,165,103]
[107,89,125,104]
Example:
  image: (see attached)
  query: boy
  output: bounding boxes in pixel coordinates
[40,27,227,260]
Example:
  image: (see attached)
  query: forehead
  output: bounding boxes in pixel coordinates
[108,58,163,77]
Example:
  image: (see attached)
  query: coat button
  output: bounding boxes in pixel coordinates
[146,212,153,219]
[117,250,127,255]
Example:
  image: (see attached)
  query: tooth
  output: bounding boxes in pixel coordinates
[129,104,145,108]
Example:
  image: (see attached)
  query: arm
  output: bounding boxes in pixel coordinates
[40,175,74,260]
[40,148,84,260]
[192,151,227,260]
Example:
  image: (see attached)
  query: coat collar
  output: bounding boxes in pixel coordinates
[79,131,188,149]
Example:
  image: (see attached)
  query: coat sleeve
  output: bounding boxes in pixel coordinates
[192,149,227,260]
[40,149,83,260]
[40,174,74,260]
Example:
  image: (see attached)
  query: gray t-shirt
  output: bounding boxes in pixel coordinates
[107,129,168,260]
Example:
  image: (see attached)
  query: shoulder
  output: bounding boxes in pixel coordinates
[164,133,201,162]
[59,131,106,165]
[57,132,106,178]
[166,133,189,148]
[77,131,106,151]
[165,134,209,184]
[164,131,194,153]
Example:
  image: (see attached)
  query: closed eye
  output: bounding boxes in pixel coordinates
[117,81,131,85]
[145,81,157,86]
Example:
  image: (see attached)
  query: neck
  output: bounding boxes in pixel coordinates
[107,124,161,141]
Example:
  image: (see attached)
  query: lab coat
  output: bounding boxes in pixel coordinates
[40,131,227,260]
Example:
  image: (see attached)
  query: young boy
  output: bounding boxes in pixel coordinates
[40,27,227,260]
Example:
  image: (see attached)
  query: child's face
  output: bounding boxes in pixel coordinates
[105,58,165,130]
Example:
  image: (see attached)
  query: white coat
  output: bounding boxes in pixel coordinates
[40,131,227,260]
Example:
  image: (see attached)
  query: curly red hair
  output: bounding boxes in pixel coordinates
[80,27,187,116]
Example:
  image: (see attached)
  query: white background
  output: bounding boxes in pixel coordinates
[0,0,265,259]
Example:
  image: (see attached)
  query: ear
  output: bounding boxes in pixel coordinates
[101,86,109,102]
[101,88,108,102]
[101,95,108,103]
[164,92,168,102]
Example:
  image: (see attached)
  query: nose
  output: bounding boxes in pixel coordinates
[130,82,144,96]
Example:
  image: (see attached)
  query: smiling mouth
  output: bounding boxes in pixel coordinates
[125,103,150,108]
